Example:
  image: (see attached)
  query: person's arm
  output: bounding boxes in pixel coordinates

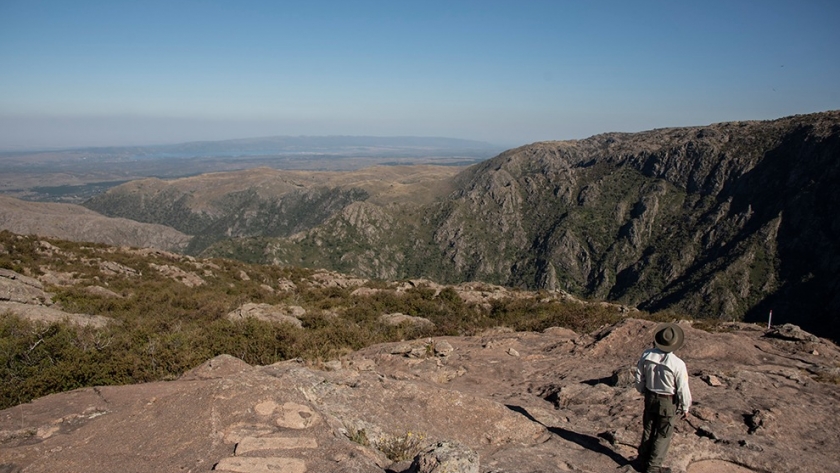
[634,355,646,394]
[675,362,692,417]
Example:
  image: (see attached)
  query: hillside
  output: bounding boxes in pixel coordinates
[206,112,840,340]
[0,230,632,410]
[83,165,461,254]
[8,112,839,340]
[0,195,191,252]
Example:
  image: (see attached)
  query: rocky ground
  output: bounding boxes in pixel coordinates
[0,267,112,327]
[1,318,839,473]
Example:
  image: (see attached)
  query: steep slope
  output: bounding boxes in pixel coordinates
[83,166,460,254]
[0,195,191,252]
[434,112,840,336]
[211,112,839,339]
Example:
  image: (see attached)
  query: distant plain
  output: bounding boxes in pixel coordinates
[0,136,502,202]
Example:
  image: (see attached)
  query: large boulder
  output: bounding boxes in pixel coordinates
[0,268,51,305]
[226,302,305,328]
[379,312,434,328]
[765,323,819,343]
[409,441,479,473]
[0,269,111,327]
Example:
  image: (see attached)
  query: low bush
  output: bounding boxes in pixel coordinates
[375,430,427,462]
[0,231,688,410]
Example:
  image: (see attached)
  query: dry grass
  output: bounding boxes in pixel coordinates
[374,431,428,462]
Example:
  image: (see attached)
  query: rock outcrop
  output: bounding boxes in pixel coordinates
[0,268,111,327]
[0,268,51,305]
[2,319,838,473]
[226,303,306,327]
[379,312,434,328]
[409,441,479,473]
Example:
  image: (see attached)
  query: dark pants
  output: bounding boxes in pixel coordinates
[638,391,676,470]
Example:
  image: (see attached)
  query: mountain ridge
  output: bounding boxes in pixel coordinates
[207,111,840,338]
[3,111,838,340]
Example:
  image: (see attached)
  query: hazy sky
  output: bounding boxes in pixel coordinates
[2,0,839,149]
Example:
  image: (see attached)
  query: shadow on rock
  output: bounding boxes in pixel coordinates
[505,404,633,468]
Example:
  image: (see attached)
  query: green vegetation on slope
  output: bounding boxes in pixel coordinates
[0,231,685,410]
[84,184,370,255]
[195,113,840,341]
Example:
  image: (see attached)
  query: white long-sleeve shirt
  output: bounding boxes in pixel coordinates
[635,347,692,414]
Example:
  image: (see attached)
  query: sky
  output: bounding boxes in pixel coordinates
[1,0,839,150]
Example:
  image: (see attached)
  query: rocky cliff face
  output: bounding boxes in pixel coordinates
[211,112,839,340]
[432,112,840,338]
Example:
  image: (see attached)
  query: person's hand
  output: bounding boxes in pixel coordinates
[680,411,689,421]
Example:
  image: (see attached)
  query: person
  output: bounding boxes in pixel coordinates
[634,323,692,473]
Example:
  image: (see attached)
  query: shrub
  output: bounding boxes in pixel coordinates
[0,231,699,410]
[345,426,370,447]
[375,430,427,462]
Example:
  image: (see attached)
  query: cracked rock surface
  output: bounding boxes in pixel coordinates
[1,319,838,473]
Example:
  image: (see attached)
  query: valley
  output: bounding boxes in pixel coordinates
[2,114,840,473]
[0,135,500,202]
[2,112,839,341]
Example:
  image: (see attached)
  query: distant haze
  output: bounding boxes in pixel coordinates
[1,2,839,150]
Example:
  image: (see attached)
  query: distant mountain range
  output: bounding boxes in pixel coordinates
[3,112,839,340]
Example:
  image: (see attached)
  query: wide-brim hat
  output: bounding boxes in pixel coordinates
[654,323,685,352]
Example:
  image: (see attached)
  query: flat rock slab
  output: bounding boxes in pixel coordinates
[235,436,318,455]
[214,457,307,473]
[687,459,757,473]
[2,319,840,473]
[273,402,320,429]
[0,301,112,327]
